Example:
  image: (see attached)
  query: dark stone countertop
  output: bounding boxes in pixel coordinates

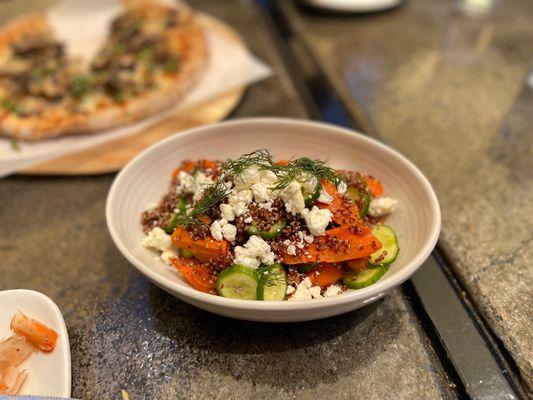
[1,0,456,398]
[281,0,533,392]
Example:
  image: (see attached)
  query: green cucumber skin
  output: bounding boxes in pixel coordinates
[164,197,188,234]
[298,263,318,273]
[346,186,371,218]
[216,265,259,300]
[343,266,387,289]
[257,263,287,301]
[369,225,399,266]
[245,220,286,240]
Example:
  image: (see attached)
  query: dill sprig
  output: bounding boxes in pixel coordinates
[178,181,231,226]
[270,157,341,190]
[258,265,287,288]
[221,149,274,176]
[177,150,342,227]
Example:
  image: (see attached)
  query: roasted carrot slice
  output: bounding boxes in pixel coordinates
[170,257,217,293]
[200,159,218,171]
[364,176,384,197]
[309,263,344,287]
[171,226,227,263]
[319,181,361,226]
[172,160,197,179]
[282,226,381,264]
[346,257,369,272]
[10,311,58,353]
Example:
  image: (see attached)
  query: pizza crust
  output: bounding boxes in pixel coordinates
[0,4,208,140]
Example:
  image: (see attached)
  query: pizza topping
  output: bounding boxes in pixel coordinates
[0,5,190,120]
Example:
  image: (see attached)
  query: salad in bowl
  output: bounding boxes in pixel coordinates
[140,149,399,301]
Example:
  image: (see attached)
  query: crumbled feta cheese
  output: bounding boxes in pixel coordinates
[161,249,179,265]
[210,220,224,241]
[317,189,333,204]
[286,244,296,255]
[304,234,315,244]
[250,170,279,203]
[244,216,253,224]
[368,196,398,217]
[286,285,296,295]
[176,171,195,194]
[302,206,333,236]
[192,172,215,201]
[176,170,215,202]
[142,227,172,252]
[280,181,305,215]
[283,239,291,246]
[227,189,253,217]
[288,277,322,301]
[337,181,347,194]
[233,235,275,268]
[234,166,260,191]
[323,284,343,297]
[220,203,235,222]
[221,223,237,242]
[301,174,318,194]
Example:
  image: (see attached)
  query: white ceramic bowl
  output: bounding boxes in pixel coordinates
[106,118,440,322]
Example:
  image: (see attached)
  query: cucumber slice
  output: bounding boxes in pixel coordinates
[369,225,399,266]
[164,197,187,234]
[246,219,286,239]
[216,264,259,300]
[345,186,371,218]
[343,265,387,289]
[257,263,287,301]
[302,180,322,207]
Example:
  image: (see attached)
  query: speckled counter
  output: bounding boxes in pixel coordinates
[280,0,533,392]
[0,0,456,399]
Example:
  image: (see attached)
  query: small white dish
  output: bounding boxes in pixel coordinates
[0,289,71,397]
[106,118,440,322]
[301,0,401,13]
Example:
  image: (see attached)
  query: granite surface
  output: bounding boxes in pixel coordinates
[0,0,455,399]
[282,0,533,392]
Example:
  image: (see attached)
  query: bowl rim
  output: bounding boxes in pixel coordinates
[106,117,441,311]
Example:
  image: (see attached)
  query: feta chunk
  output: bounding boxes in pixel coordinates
[286,244,296,255]
[210,220,223,241]
[221,223,237,242]
[337,181,347,194]
[220,203,235,222]
[288,277,322,301]
[368,196,398,217]
[192,172,215,202]
[233,235,275,268]
[142,227,172,252]
[323,284,343,298]
[280,181,305,215]
[161,249,179,266]
[302,206,333,236]
[176,171,195,195]
[317,188,333,204]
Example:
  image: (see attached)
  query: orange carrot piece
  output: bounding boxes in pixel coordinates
[364,176,384,197]
[172,160,197,179]
[200,159,218,171]
[10,311,58,353]
[282,226,381,264]
[170,257,217,293]
[171,226,227,263]
[309,263,344,287]
[276,160,290,166]
[346,258,369,272]
[319,181,361,226]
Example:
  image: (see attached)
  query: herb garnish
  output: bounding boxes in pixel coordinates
[178,149,342,227]
[2,100,24,116]
[71,75,91,99]
[258,265,286,288]
[178,181,231,227]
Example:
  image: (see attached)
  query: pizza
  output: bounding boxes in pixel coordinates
[0,2,207,140]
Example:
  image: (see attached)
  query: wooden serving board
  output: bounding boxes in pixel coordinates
[22,14,245,175]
